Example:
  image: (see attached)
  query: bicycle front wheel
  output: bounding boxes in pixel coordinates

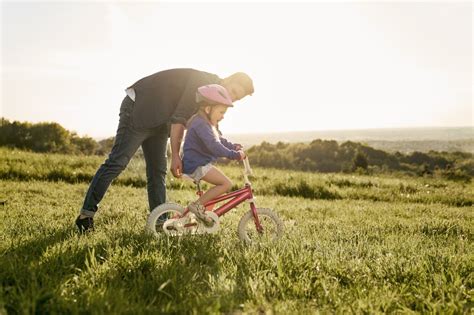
[237,208,284,243]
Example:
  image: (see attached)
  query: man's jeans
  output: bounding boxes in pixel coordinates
[80,96,168,218]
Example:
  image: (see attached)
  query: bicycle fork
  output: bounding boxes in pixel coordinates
[250,202,264,233]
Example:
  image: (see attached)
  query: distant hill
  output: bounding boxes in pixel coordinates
[228,127,474,153]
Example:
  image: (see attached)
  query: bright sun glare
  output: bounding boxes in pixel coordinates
[2,2,472,138]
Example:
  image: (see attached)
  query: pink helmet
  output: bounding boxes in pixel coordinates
[196,84,234,107]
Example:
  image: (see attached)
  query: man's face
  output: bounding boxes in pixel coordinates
[226,83,247,102]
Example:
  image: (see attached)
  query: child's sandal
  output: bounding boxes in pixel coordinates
[188,202,214,227]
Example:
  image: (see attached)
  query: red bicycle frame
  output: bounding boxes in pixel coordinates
[182,183,263,232]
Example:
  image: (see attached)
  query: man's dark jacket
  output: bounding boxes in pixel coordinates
[128,68,221,129]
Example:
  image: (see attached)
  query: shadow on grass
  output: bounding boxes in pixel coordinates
[84,231,233,313]
[1,227,77,314]
[1,226,238,314]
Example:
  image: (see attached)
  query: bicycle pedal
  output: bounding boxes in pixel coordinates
[188,213,197,222]
[188,215,198,224]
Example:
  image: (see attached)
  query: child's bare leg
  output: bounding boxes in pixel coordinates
[197,166,232,205]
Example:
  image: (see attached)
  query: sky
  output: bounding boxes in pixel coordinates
[1,1,472,138]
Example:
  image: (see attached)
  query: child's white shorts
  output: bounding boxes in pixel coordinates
[184,163,213,182]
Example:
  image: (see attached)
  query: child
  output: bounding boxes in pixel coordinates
[182,84,246,226]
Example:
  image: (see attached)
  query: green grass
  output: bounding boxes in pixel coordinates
[0,149,473,314]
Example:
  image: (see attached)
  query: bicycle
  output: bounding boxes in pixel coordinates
[146,157,284,243]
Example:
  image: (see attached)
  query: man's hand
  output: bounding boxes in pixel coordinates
[234,143,243,151]
[170,155,183,178]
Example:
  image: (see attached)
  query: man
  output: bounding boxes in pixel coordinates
[75,68,254,233]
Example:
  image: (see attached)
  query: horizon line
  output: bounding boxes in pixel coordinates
[227,125,474,136]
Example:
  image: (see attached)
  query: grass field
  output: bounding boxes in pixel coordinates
[1,148,473,314]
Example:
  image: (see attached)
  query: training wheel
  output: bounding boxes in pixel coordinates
[196,212,220,234]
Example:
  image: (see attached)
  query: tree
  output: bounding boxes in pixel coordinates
[0,117,101,154]
[29,122,71,153]
[96,137,115,155]
[71,133,99,155]
[352,151,368,170]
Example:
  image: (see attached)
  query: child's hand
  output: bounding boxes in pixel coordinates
[238,150,246,160]
[234,143,243,150]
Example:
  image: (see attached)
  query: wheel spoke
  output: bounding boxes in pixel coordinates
[244,215,279,241]
[238,208,283,243]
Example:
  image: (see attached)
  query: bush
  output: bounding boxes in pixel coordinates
[437,168,471,183]
[274,180,341,200]
[352,152,368,171]
[0,118,101,155]
[247,139,472,180]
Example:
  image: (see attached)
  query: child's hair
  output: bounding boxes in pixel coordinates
[187,108,221,139]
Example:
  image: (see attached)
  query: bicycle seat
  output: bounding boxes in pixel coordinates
[181,174,199,185]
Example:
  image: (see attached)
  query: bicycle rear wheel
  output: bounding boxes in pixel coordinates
[237,208,284,243]
[146,203,188,236]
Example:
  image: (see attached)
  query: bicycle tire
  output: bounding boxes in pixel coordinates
[146,203,185,235]
[237,208,284,243]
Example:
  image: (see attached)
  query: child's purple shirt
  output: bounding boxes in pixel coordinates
[183,115,240,174]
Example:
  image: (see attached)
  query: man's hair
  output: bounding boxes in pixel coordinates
[227,72,254,95]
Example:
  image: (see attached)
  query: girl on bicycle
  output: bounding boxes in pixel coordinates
[182,84,246,226]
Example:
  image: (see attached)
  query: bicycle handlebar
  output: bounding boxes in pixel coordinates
[242,155,253,185]
[243,156,252,175]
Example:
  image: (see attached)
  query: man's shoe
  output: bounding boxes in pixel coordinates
[75,215,94,233]
[187,202,214,227]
